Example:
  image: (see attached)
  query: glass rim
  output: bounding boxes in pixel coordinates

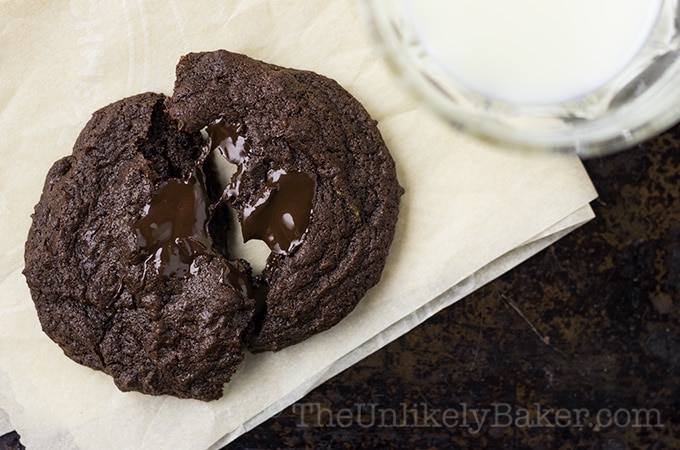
[360,0,680,157]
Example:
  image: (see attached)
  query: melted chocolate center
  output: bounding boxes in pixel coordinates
[135,169,212,277]
[134,118,316,294]
[242,169,316,255]
[207,120,317,256]
[133,169,252,298]
[207,119,248,199]
[207,119,248,164]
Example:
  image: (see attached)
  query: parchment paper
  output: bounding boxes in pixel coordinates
[0,1,597,448]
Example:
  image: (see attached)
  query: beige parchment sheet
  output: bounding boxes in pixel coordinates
[0,1,598,448]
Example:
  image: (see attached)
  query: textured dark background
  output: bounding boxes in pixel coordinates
[2,125,678,450]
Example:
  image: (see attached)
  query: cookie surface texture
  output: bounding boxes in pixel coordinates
[23,93,255,400]
[169,50,403,351]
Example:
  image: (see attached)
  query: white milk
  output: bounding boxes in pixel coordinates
[405,0,663,104]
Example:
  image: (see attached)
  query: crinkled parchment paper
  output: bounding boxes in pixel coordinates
[0,1,597,448]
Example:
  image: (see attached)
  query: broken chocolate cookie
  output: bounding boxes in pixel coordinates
[23,50,402,400]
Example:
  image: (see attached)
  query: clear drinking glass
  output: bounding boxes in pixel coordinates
[360,0,680,157]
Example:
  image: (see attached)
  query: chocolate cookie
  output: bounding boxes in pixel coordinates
[23,93,255,400]
[24,50,402,400]
[169,50,403,351]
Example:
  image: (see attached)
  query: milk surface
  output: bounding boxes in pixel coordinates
[405,0,662,104]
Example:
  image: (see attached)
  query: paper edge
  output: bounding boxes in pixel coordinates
[208,204,595,449]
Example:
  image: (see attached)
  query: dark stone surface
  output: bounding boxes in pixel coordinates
[3,125,678,449]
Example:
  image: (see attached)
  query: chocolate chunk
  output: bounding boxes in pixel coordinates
[134,168,213,277]
[241,169,316,255]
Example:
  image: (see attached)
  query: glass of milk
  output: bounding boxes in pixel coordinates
[361,0,680,156]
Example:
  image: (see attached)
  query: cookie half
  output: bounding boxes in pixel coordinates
[23,93,255,400]
[169,50,403,351]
